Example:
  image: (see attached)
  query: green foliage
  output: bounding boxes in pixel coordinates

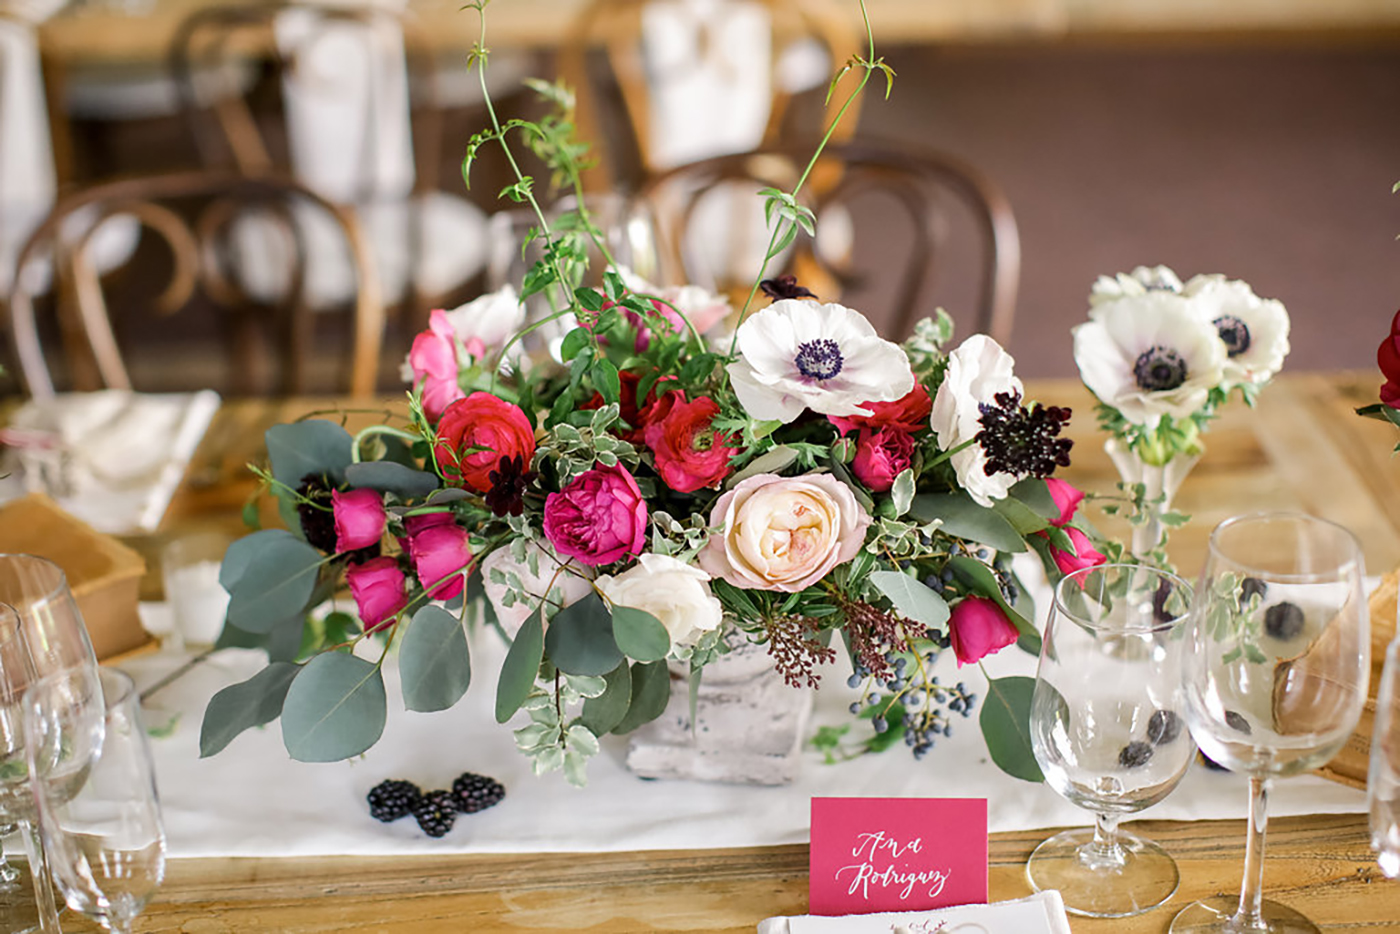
[496,609,544,723]
[199,663,299,758]
[281,653,387,762]
[399,606,473,712]
[979,675,1043,782]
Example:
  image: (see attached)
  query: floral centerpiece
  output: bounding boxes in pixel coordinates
[1072,264,1290,561]
[198,0,1101,787]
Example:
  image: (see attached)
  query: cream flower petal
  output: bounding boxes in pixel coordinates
[930,335,1024,507]
[1183,276,1290,388]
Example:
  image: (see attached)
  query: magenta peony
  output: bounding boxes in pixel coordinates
[851,426,914,492]
[542,462,648,566]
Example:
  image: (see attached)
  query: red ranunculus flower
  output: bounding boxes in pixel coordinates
[643,392,739,492]
[1379,309,1400,408]
[543,462,648,566]
[827,384,933,436]
[579,369,676,442]
[345,556,408,632]
[851,426,915,493]
[434,393,536,493]
[331,488,386,553]
[409,522,473,600]
[948,596,1020,666]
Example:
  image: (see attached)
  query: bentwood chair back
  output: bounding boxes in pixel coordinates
[637,140,1021,345]
[559,0,861,192]
[3,170,384,399]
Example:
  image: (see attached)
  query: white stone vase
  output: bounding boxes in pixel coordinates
[1105,436,1201,561]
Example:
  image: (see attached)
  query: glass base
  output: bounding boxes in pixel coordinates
[1027,826,1180,918]
[1170,894,1320,933]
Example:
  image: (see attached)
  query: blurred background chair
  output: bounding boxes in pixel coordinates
[169,1,488,329]
[559,0,860,193]
[4,169,384,399]
[637,140,1020,344]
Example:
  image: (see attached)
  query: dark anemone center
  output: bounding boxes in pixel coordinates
[794,338,843,381]
[1133,345,1189,392]
[1214,315,1252,358]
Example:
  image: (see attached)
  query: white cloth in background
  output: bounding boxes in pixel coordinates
[758,891,1073,934]
[0,18,58,295]
[121,556,1367,860]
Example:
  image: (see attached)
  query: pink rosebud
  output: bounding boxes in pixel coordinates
[851,426,914,493]
[1050,526,1109,577]
[1044,477,1085,527]
[332,488,386,553]
[948,596,1020,667]
[543,462,648,566]
[409,522,474,600]
[345,557,408,632]
[403,511,455,537]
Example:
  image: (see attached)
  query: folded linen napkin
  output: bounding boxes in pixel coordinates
[0,389,221,534]
[757,891,1072,934]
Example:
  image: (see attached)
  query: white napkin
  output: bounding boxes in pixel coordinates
[758,891,1072,934]
[0,390,221,534]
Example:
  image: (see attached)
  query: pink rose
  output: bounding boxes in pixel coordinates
[1044,477,1085,527]
[698,473,871,592]
[543,462,648,566]
[332,488,386,553]
[851,426,914,492]
[828,384,932,436]
[433,393,537,493]
[345,557,408,632]
[1379,308,1400,407]
[403,511,455,537]
[643,392,739,493]
[408,310,465,421]
[409,522,474,600]
[1051,526,1108,577]
[948,597,1019,666]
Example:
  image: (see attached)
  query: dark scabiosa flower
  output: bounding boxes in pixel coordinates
[759,275,817,301]
[484,454,535,517]
[296,473,338,553]
[976,391,1073,478]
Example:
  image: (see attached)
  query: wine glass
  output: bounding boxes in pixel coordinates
[0,554,104,934]
[1370,636,1400,878]
[1173,513,1369,933]
[24,667,166,934]
[0,603,45,934]
[1027,562,1197,917]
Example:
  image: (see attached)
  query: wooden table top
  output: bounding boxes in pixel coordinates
[101,369,1400,933]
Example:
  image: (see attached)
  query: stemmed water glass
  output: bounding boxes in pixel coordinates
[1027,563,1197,917]
[24,667,166,934]
[1173,513,1369,933]
[1370,636,1400,878]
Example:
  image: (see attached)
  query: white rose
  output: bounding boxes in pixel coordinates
[595,553,723,649]
[1182,275,1290,389]
[481,541,594,637]
[929,334,1023,507]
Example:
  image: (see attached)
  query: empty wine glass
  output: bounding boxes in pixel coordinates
[1370,636,1400,878]
[1027,563,1196,917]
[24,667,166,934]
[1173,513,1369,934]
[0,604,45,934]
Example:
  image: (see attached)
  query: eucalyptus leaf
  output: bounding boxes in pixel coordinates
[908,492,1025,553]
[992,496,1050,536]
[980,675,1043,782]
[611,605,670,663]
[226,538,324,634]
[544,592,623,676]
[345,461,440,500]
[869,571,950,632]
[219,529,295,591]
[199,662,298,758]
[495,609,544,723]
[727,445,799,487]
[281,654,386,762]
[266,420,353,488]
[399,606,472,713]
[1009,477,1060,520]
[613,660,671,734]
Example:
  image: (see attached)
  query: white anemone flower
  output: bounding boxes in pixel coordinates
[929,334,1022,507]
[1182,275,1290,389]
[1089,264,1185,311]
[727,299,914,422]
[1073,292,1226,428]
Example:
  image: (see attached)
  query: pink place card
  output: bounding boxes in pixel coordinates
[808,797,988,916]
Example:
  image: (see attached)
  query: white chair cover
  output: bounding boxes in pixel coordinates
[0,17,57,295]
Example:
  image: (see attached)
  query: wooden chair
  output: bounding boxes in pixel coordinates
[4,170,384,399]
[636,140,1021,345]
[559,0,861,192]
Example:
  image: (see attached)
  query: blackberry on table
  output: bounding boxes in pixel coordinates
[1147,709,1183,746]
[1118,741,1154,768]
[1264,602,1305,641]
[452,772,506,814]
[413,790,458,838]
[367,779,421,823]
[1224,710,1253,735]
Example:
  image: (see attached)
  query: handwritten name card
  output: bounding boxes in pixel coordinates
[809,797,987,916]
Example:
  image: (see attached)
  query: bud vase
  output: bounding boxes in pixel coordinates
[1104,437,1201,562]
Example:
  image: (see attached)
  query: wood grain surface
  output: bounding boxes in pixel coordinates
[98,370,1400,932]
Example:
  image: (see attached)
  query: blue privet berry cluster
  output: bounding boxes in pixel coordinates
[846,641,979,761]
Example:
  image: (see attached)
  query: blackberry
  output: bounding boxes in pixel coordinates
[1118,741,1154,768]
[367,779,421,823]
[1264,602,1305,641]
[1147,710,1183,746]
[452,772,506,814]
[412,790,457,838]
[1224,710,1252,735]
[1240,577,1268,605]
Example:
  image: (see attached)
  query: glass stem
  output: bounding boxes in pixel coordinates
[18,820,61,934]
[1233,776,1271,930]
[1080,811,1127,869]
